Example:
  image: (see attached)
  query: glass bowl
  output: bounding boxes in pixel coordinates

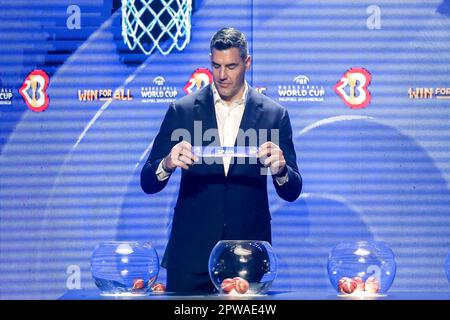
[208,240,278,296]
[90,241,159,296]
[327,241,396,297]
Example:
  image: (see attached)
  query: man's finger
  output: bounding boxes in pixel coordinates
[180,148,198,162]
[259,141,273,150]
[174,141,190,155]
[270,160,286,175]
[178,141,200,162]
[178,140,193,150]
[179,155,194,166]
[258,142,280,158]
[258,146,274,158]
[264,154,279,168]
[173,158,190,170]
[258,148,269,159]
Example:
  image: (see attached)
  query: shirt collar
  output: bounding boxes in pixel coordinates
[212,82,248,107]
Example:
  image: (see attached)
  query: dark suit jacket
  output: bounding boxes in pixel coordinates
[141,85,302,273]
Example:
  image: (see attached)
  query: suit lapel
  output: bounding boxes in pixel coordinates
[238,87,264,133]
[228,87,264,176]
[194,86,218,134]
[193,86,223,175]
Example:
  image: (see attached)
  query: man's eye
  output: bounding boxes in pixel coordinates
[213,64,220,68]
[228,65,237,70]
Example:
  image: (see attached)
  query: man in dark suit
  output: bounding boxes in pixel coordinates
[141,27,302,294]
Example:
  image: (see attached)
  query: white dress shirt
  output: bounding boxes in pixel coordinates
[212,82,247,176]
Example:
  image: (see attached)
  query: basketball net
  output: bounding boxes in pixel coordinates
[121,0,192,55]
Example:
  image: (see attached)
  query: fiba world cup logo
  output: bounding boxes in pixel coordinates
[19,70,50,112]
[334,67,372,109]
[183,68,213,95]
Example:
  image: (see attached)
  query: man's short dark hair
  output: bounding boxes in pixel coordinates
[210,27,249,60]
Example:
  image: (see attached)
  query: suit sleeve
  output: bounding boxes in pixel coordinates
[141,103,180,194]
[272,108,302,202]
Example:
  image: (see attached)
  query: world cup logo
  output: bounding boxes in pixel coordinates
[334,67,372,109]
[183,68,213,95]
[19,70,50,112]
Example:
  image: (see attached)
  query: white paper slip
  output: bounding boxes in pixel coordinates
[192,146,259,157]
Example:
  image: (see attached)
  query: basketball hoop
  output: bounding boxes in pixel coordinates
[121,0,192,56]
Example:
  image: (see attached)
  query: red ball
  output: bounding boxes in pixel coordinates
[337,277,349,292]
[352,277,365,292]
[338,277,357,294]
[235,277,249,294]
[221,278,236,294]
[151,282,166,293]
[338,277,349,287]
[132,278,145,290]
[365,276,380,293]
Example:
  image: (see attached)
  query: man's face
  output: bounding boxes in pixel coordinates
[210,47,251,103]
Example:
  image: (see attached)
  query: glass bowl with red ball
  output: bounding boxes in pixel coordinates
[208,240,278,296]
[90,241,159,296]
[327,240,397,298]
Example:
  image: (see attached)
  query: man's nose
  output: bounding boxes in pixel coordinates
[219,67,228,81]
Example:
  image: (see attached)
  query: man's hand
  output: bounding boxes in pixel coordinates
[258,142,286,176]
[162,141,199,171]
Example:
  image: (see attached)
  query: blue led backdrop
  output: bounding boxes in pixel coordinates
[0,0,449,299]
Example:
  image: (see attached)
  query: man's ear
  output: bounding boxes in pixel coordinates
[245,55,252,71]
